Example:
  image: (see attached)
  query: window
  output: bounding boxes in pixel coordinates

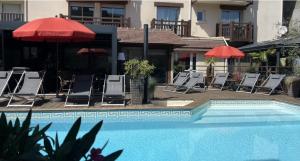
[157,7,179,21]
[70,3,94,19]
[2,4,21,13]
[196,11,205,22]
[221,10,240,23]
[101,7,125,18]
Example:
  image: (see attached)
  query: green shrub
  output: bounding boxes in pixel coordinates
[0,110,123,161]
[124,59,155,79]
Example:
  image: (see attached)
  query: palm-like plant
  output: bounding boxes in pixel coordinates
[205,58,216,77]
[249,48,276,74]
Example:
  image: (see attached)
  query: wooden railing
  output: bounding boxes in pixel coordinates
[0,13,24,22]
[150,18,191,37]
[61,15,130,27]
[216,22,253,42]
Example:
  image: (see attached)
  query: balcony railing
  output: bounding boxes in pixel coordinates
[0,13,24,22]
[216,22,253,42]
[151,18,191,37]
[61,15,130,27]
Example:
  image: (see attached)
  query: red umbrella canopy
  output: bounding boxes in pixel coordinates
[13,18,95,42]
[205,45,245,59]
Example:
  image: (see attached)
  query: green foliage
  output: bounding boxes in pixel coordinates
[124,59,155,79]
[205,58,216,65]
[0,111,122,161]
[0,110,51,161]
[249,48,276,63]
[246,66,256,73]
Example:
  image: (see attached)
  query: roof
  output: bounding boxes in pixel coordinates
[240,36,300,52]
[117,28,185,45]
[173,37,226,52]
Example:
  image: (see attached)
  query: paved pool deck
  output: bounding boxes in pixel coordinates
[0,86,300,112]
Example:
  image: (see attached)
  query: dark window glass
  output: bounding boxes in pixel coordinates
[157,7,179,21]
[101,7,124,18]
[83,7,94,17]
[102,7,113,17]
[221,10,240,23]
[70,6,82,16]
[197,11,204,21]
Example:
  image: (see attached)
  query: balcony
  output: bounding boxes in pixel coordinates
[62,15,130,27]
[150,18,191,37]
[216,22,253,42]
[0,13,24,22]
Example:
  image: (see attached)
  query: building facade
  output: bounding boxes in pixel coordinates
[0,0,291,84]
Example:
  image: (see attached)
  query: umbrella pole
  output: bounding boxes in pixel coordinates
[56,42,59,97]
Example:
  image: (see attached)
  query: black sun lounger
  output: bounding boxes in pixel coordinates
[209,72,229,90]
[65,74,94,107]
[255,74,285,95]
[7,71,45,108]
[236,73,260,93]
[101,75,126,106]
[164,72,189,92]
[175,72,205,94]
[0,71,13,98]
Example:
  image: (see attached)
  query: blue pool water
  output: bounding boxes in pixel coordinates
[5,100,300,161]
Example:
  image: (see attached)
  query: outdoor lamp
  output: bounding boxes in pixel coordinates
[118,52,126,61]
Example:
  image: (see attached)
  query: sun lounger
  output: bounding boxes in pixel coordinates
[101,75,126,106]
[255,74,285,95]
[7,71,45,107]
[209,73,229,90]
[65,74,94,107]
[0,71,13,98]
[175,72,205,94]
[236,73,260,93]
[164,72,189,92]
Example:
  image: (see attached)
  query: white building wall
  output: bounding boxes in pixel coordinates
[27,0,68,21]
[191,3,220,37]
[126,0,191,28]
[243,0,283,42]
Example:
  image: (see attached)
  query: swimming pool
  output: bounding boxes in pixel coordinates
[5,100,300,161]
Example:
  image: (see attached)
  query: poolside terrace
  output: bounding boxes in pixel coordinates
[0,86,299,112]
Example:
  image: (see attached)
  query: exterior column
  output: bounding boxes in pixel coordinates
[170,52,174,83]
[111,28,117,74]
[189,53,193,70]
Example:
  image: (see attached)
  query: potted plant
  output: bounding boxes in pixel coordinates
[125,59,155,105]
[284,75,300,97]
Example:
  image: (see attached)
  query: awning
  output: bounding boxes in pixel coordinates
[173,37,226,53]
[117,28,185,46]
[239,36,300,52]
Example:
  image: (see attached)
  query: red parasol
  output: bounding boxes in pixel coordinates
[13,17,95,42]
[13,17,96,97]
[205,45,245,59]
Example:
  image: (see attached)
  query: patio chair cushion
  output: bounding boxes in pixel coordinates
[109,75,120,81]
[27,72,40,79]
[191,72,201,78]
[0,72,7,79]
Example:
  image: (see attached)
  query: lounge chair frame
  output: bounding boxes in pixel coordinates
[65,74,94,107]
[101,75,126,106]
[164,72,190,92]
[0,71,13,97]
[7,71,45,108]
[255,74,285,95]
[175,72,206,94]
[236,73,260,93]
[209,73,229,91]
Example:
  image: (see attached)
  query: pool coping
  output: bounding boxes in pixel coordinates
[1,99,300,113]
